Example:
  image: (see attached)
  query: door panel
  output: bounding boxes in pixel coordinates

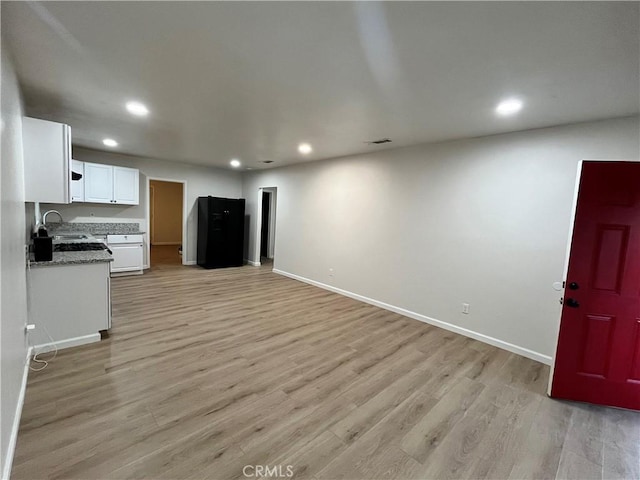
[110,244,143,272]
[227,198,245,266]
[208,197,227,267]
[630,321,640,382]
[552,161,640,410]
[84,163,113,203]
[578,314,614,377]
[590,225,629,293]
[113,166,139,205]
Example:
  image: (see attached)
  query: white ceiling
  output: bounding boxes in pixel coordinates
[2,2,639,170]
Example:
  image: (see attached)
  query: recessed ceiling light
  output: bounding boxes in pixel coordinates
[230,159,241,168]
[495,98,523,116]
[126,101,149,116]
[298,143,312,155]
[102,138,118,147]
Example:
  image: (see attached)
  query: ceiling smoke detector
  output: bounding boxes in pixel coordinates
[367,138,392,145]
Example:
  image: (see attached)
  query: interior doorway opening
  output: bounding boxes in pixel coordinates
[254,187,277,267]
[148,178,187,269]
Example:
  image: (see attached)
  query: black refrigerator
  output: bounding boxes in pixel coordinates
[197,196,245,268]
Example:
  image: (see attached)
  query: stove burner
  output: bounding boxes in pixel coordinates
[54,243,109,252]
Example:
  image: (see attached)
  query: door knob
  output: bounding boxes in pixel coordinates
[569,282,580,290]
[565,298,580,308]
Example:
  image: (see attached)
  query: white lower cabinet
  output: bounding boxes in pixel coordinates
[28,262,111,350]
[107,234,143,275]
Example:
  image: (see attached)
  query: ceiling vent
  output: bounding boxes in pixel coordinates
[367,138,392,145]
[262,160,274,164]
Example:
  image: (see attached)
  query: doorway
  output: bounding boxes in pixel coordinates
[551,161,640,410]
[254,187,277,266]
[261,191,271,261]
[148,179,187,268]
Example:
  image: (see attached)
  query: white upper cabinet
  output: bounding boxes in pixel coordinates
[84,162,113,203]
[23,117,72,204]
[113,166,139,205]
[71,159,85,202]
[83,162,139,205]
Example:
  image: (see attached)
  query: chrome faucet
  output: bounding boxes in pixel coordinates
[42,210,64,226]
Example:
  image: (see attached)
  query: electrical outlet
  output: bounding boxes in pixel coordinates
[329,268,334,277]
[462,303,470,314]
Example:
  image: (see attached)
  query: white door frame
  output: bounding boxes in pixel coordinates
[547,157,640,395]
[253,187,277,266]
[149,184,155,244]
[146,176,188,267]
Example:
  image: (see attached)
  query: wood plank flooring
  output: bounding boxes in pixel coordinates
[150,245,182,267]
[12,263,640,479]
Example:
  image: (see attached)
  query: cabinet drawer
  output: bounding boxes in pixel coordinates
[107,234,143,244]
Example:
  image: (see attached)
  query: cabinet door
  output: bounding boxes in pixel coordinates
[113,166,139,205]
[71,159,84,202]
[23,117,71,204]
[110,244,143,272]
[84,163,113,203]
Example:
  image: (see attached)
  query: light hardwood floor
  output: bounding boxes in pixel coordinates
[12,264,640,479]
[150,245,183,267]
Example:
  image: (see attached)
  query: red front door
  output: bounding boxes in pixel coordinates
[552,161,640,410]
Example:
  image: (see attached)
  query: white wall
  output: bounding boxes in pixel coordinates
[243,116,640,362]
[1,43,29,479]
[40,147,242,265]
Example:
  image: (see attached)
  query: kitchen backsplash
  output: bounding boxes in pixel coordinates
[47,222,143,235]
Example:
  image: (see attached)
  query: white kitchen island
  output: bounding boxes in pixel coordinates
[28,251,112,351]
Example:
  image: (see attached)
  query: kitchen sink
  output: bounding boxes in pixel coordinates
[53,234,90,241]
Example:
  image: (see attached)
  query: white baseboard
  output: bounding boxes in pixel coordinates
[247,260,261,267]
[184,260,197,266]
[111,270,144,277]
[33,333,101,353]
[2,346,32,480]
[273,269,552,365]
